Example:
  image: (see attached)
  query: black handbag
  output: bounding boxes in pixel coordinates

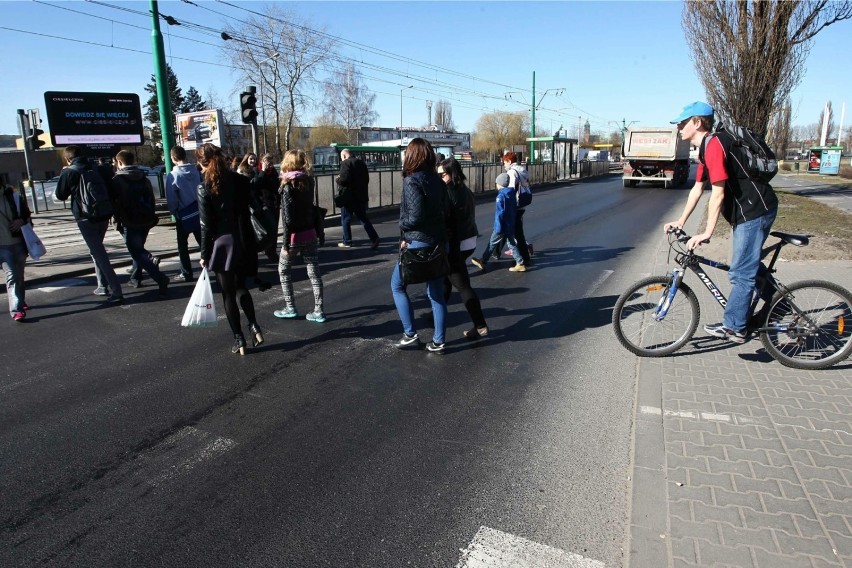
[250,206,274,251]
[399,244,449,285]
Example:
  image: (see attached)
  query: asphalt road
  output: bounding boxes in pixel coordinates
[2,174,691,567]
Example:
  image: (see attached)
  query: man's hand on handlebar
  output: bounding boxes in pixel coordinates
[686,232,711,251]
[663,222,683,235]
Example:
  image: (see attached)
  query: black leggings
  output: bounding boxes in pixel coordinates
[215,271,257,335]
[443,248,487,329]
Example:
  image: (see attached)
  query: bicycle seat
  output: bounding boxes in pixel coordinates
[770,231,810,247]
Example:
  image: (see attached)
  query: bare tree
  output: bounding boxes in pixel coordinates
[817,101,835,144]
[471,111,528,162]
[319,62,377,144]
[683,1,852,135]
[767,100,792,158]
[222,6,336,155]
[433,100,455,132]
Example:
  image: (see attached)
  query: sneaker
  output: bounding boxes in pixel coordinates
[471,257,486,271]
[128,278,143,288]
[93,287,110,296]
[394,333,421,349]
[12,311,25,322]
[703,322,747,344]
[503,249,514,256]
[306,311,326,323]
[152,256,161,267]
[273,307,299,319]
[105,295,125,305]
[173,274,193,282]
[426,341,445,354]
[125,267,134,274]
[371,239,380,250]
[337,242,352,248]
[509,263,527,272]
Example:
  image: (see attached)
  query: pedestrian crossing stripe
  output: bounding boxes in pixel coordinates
[457,526,604,567]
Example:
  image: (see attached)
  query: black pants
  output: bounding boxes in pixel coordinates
[514,209,530,264]
[443,248,487,330]
[215,270,257,336]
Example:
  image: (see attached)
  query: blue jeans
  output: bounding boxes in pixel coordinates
[390,242,447,344]
[0,241,27,314]
[78,219,123,298]
[341,201,379,244]
[123,226,167,286]
[479,230,521,267]
[724,208,777,332]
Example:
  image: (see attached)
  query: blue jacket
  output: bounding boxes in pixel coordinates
[493,186,517,235]
[399,170,447,245]
[165,163,201,215]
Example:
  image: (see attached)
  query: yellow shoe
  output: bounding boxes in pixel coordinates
[509,264,527,272]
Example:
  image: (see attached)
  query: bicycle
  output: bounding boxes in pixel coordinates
[612,228,852,369]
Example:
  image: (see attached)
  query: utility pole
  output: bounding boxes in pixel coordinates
[16,109,38,213]
[530,71,535,164]
[150,0,175,173]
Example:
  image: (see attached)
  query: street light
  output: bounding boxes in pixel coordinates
[400,85,413,142]
[258,52,280,155]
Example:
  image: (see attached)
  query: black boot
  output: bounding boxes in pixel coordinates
[232,333,247,355]
[249,323,264,347]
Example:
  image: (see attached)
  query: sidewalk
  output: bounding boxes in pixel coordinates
[628,258,852,567]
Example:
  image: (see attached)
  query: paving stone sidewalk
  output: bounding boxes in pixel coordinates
[629,261,852,568]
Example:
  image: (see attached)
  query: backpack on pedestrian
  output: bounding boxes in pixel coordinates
[711,123,778,183]
[510,166,532,208]
[73,166,114,221]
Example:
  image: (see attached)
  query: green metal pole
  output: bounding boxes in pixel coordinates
[530,71,535,164]
[150,0,174,175]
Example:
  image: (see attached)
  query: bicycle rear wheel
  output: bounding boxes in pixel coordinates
[760,280,852,369]
[613,276,700,356]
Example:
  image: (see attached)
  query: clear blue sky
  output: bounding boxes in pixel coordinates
[1,1,850,140]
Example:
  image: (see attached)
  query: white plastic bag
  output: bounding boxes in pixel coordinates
[21,223,46,260]
[181,270,218,327]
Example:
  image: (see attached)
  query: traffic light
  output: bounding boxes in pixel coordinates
[240,91,257,124]
[28,127,45,150]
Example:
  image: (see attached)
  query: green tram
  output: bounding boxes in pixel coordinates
[312,144,404,173]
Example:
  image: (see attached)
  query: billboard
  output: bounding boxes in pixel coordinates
[819,148,841,175]
[44,91,144,146]
[176,109,225,151]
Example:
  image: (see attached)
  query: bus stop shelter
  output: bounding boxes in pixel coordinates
[526,134,577,180]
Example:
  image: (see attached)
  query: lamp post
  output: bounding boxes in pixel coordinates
[258,52,280,156]
[400,85,413,143]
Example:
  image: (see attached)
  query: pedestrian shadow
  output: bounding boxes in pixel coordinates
[468,245,633,275]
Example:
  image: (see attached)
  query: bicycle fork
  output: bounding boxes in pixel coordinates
[654,269,682,321]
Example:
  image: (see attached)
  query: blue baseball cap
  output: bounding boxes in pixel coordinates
[671,101,714,124]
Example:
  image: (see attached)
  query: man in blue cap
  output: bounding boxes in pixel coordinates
[663,101,778,344]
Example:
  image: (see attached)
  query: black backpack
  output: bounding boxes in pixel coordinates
[74,166,114,221]
[713,123,778,183]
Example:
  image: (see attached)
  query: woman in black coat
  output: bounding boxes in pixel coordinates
[196,143,262,355]
[391,138,448,354]
[438,158,488,339]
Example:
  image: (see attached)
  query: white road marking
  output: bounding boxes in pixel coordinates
[641,406,749,424]
[457,526,604,568]
[35,278,89,292]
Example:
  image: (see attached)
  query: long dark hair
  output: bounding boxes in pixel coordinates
[402,137,436,177]
[439,157,466,187]
[195,143,227,195]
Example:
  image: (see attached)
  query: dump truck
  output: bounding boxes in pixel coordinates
[622,126,691,188]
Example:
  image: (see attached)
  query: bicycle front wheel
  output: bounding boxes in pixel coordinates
[760,280,852,370]
[613,276,700,357]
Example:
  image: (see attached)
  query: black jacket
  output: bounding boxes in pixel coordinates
[1,187,32,242]
[399,170,447,246]
[338,157,370,204]
[198,170,257,272]
[444,181,478,247]
[251,166,280,211]
[280,177,316,250]
[55,157,90,221]
[110,166,157,229]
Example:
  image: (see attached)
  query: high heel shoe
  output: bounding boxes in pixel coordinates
[232,333,247,355]
[249,323,264,347]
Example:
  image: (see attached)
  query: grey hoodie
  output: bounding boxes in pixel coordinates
[165,163,202,215]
